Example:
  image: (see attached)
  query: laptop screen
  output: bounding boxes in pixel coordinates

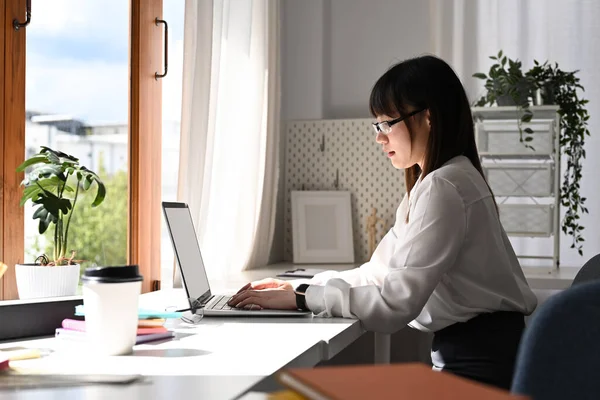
[162,202,211,305]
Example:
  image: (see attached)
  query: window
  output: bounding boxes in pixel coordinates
[24,1,129,285]
[0,0,163,301]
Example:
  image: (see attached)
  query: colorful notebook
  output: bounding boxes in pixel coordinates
[74,305,182,319]
[61,319,168,335]
[55,328,174,345]
[0,354,9,371]
[137,318,166,327]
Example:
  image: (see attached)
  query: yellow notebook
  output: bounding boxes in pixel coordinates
[268,390,306,400]
[137,318,165,327]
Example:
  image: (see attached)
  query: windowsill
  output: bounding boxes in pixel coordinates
[0,294,83,306]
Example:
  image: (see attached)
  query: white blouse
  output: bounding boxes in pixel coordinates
[304,155,537,334]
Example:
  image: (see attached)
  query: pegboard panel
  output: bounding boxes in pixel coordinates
[284,119,406,263]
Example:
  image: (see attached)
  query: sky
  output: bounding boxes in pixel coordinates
[26,0,185,125]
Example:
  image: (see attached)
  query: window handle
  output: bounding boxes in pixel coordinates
[155,18,168,79]
[14,0,32,31]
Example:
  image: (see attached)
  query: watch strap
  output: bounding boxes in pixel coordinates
[295,283,310,311]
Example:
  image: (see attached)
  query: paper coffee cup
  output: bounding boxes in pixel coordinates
[81,265,143,356]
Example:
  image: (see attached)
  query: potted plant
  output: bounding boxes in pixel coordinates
[15,146,106,299]
[473,52,590,255]
[473,51,536,149]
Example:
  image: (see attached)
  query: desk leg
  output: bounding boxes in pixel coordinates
[374,332,390,364]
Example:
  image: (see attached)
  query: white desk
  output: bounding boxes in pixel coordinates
[1,286,364,399]
[522,266,580,290]
[229,261,581,291]
[3,261,568,399]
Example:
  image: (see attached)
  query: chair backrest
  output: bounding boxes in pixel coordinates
[511,280,600,399]
[572,253,600,286]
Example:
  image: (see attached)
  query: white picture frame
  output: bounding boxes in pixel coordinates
[291,190,354,264]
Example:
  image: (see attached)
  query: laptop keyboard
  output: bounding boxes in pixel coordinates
[207,295,234,310]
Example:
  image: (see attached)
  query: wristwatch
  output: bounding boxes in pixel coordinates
[294,283,310,311]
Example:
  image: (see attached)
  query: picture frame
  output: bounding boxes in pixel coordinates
[291,190,354,263]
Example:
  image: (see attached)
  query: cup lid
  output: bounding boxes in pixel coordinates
[82,265,143,284]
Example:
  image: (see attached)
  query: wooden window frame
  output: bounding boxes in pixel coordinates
[130,0,163,293]
[0,0,162,300]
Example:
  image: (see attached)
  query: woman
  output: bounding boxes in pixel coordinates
[228,55,537,390]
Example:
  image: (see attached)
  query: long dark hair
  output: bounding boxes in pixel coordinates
[369,55,497,218]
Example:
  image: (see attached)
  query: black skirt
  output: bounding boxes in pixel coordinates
[431,311,525,390]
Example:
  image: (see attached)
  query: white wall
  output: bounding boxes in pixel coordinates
[282,0,432,120]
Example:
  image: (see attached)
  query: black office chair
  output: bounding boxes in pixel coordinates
[511,280,600,399]
[572,253,600,286]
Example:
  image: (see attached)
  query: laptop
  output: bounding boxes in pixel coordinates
[162,202,310,317]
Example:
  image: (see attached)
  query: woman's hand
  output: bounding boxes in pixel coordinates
[228,278,297,310]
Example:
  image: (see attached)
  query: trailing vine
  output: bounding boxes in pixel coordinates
[529,62,590,255]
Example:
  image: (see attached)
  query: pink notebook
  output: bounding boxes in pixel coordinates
[0,354,9,371]
[61,319,168,335]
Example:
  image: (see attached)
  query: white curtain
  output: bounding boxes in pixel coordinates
[177,0,280,281]
[430,0,600,268]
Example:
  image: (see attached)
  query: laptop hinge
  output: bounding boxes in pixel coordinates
[188,297,205,314]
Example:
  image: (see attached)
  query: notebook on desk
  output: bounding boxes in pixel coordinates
[276,268,326,278]
[277,363,526,400]
[162,202,310,317]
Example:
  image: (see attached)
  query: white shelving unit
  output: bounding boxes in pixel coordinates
[472,106,561,271]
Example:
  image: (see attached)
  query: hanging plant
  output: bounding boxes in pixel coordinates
[527,60,590,255]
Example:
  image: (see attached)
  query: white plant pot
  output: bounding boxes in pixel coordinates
[15,263,81,299]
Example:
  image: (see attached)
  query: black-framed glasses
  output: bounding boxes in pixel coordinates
[372,109,426,135]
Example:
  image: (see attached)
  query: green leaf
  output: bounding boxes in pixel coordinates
[40,146,79,163]
[32,204,57,234]
[521,114,533,123]
[524,136,533,142]
[46,151,60,164]
[498,50,503,59]
[19,176,73,207]
[31,164,67,182]
[32,190,72,221]
[83,176,92,190]
[16,154,49,172]
[524,128,534,134]
[91,181,107,207]
[473,73,487,80]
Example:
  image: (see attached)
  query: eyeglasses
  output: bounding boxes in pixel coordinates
[372,109,426,135]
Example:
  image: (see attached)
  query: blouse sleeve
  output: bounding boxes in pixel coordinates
[305,176,467,333]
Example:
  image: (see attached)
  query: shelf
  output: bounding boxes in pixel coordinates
[473,106,561,270]
[475,119,556,156]
[471,105,560,120]
[483,162,554,197]
[498,204,554,237]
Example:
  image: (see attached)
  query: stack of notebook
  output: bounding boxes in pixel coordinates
[56,318,174,344]
[55,306,183,345]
